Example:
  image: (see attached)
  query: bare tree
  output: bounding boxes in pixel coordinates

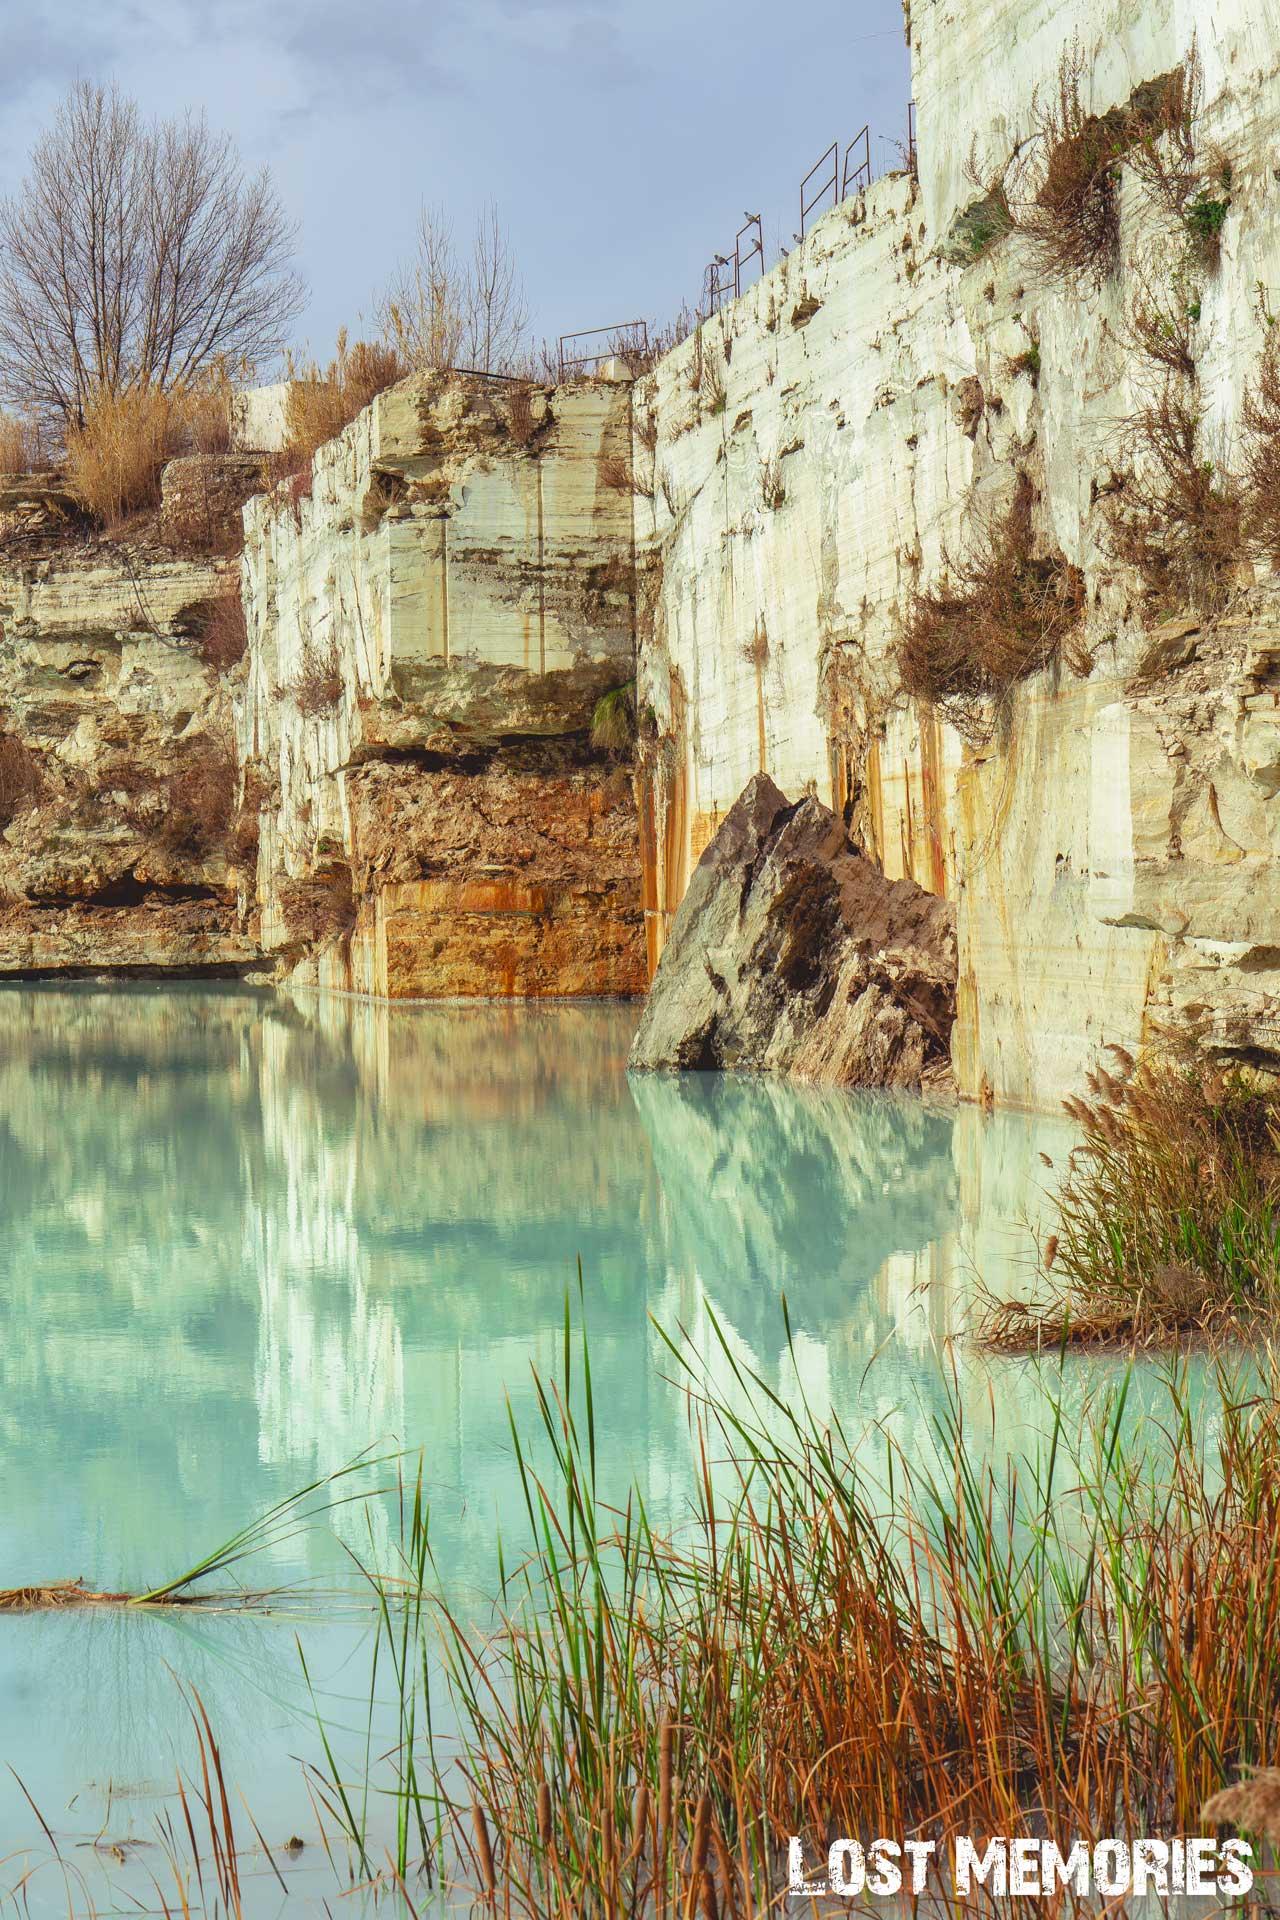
[465,203,529,375]
[0,81,305,423]
[378,200,529,375]
[377,204,468,371]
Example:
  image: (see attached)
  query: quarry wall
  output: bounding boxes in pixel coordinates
[2,0,1280,1110]
[633,0,1280,1106]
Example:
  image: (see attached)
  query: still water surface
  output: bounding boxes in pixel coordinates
[0,983,1091,1892]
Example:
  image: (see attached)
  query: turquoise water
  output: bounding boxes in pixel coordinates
[0,983,1086,1899]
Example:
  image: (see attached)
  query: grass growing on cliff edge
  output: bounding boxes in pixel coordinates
[984,1045,1280,1349]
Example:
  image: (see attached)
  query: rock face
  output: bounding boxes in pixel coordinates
[0,535,259,976]
[629,0,1280,1106]
[237,366,647,998]
[630,774,956,1089]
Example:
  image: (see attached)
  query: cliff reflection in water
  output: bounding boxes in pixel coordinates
[0,984,1071,1605]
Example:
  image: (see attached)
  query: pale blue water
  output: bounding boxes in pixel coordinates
[0,983,1090,1903]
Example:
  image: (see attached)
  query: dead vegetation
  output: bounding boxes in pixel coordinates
[1004,46,1217,288]
[1012,42,1129,283]
[194,582,248,672]
[1122,265,1199,380]
[980,1042,1280,1349]
[63,377,232,528]
[277,867,355,946]
[0,411,47,474]
[1104,387,1243,616]
[1126,42,1233,269]
[505,384,539,447]
[158,748,237,856]
[287,642,344,716]
[276,332,406,491]
[898,474,1085,739]
[1243,326,1280,568]
[0,733,45,828]
[758,453,785,510]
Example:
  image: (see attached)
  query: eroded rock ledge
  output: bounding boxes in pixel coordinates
[629,774,957,1090]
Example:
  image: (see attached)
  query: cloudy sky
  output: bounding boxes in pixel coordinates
[0,0,909,366]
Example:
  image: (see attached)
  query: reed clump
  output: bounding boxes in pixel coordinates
[281,332,406,471]
[64,378,232,527]
[304,1301,1280,1915]
[898,475,1085,741]
[986,1046,1280,1348]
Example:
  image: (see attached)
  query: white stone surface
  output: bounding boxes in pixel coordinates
[635,0,1280,1108]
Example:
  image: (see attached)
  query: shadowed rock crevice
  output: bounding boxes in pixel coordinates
[630,773,958,1091]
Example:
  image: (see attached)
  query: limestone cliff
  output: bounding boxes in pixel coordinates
[632,0,1280,1107]
[1,0,1278,1116]
[0,480,257,974]
[236,369,647,998]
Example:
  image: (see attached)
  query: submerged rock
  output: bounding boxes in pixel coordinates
[629,774,957,1090]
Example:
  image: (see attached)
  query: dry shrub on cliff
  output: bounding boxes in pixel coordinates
[1122,267,1199,382]
[505,384,539,447]
[982,1045,1280,1348]
[1011,42,1127,283]
[898,475,1085,740]
[195,583,248,672]
[1104,386,1243,614]
[1243,327,1280,568]
[277,867,355,947]
[598,448,654,499]
[1125,43,1233,270]
[287,641,344,716]
[0,735,44,827]
[159,748,236,856]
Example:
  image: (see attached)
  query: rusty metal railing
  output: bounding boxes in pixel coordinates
[841,126,872,202]
[557,322,650,379]
[799,141,839,240]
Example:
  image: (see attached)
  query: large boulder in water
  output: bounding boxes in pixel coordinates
[629,773,957,1090]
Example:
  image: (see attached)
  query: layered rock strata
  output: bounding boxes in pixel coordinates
[0,525,258,975]
[237,369,646,998]
[630,773,956,1089]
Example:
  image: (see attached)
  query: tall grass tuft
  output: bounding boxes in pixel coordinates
[305,1289,1280,1913]
[986,1046,1280,1347]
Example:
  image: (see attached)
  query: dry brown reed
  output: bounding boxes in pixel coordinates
[412,1311,1280,1918]
[0,411,46,474]
[64,374,233,527]
[282,333,406,469]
